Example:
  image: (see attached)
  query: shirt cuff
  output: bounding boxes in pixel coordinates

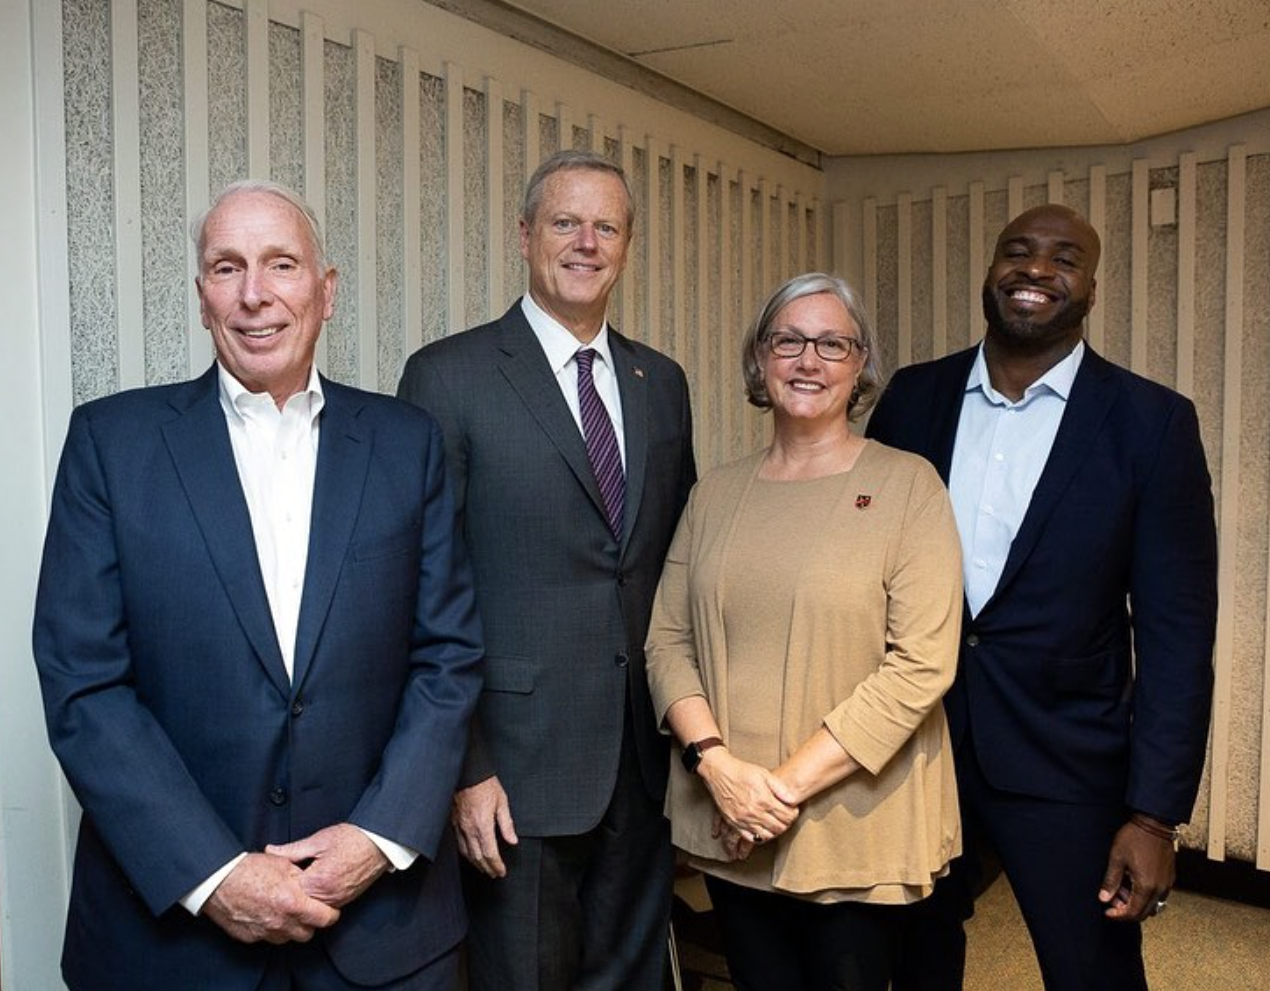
[358,827,419,872]
[181,852,247,916]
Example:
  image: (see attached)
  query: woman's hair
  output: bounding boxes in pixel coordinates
[741,272,883,420]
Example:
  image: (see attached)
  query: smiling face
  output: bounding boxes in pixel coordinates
[982,205,1099,352]
[196,189,336,407]
[519,168,631,341]
[762,292,864,427]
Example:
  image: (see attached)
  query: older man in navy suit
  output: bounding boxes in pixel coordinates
[868,204,1217,991]
[33,180,483,990]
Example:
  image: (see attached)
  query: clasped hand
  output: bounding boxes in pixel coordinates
[203,823,388,945]
[700,752,799,857]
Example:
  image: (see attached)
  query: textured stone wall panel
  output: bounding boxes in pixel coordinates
[376,55,404,392]
[138,0,187,386]
[63,0,118,404]
[322,38,356,385]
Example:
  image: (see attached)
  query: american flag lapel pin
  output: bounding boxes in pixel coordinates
[634,366,645,378]
[855,494,872,509]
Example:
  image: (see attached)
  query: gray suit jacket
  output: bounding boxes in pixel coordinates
[398,302,696,835]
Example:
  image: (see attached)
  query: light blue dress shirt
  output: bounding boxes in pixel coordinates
[949,342,1085,617]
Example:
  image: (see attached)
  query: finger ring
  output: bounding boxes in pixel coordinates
[1154,899,1168,916]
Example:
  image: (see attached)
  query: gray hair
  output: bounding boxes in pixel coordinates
[741,272,883,421]
[522,150,635,232]
[191,179,328,271]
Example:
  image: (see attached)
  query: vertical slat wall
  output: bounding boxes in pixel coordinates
[48,0,823,475]
[839,144,1270,869]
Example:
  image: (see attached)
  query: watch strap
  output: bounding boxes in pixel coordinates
[681,736,725,774]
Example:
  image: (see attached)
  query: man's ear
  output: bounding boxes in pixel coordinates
[194,276,211,330]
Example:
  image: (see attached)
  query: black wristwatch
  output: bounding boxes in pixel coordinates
[681,736,724,774]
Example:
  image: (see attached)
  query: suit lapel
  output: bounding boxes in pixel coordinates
[292,381,371,690]
[162,368,289,696]
[494,308,611,528]
[983,347,1120,611]
[612,331,647,547]
[929,349,978,481]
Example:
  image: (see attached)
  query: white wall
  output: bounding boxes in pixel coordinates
[0,0,76,986]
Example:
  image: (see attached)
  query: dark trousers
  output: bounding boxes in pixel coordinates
[704,875,908,991]
[892,742,1147,991]
[257,942,460,991]
[461,716,674,991]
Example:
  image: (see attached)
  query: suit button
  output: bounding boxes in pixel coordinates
[616,573,628,587]
[966,634,980,647]
[615,651,629,668]
[269,787,288,806]
[291,699,305,717]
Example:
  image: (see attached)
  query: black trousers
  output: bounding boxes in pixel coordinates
[704,875,909,991]
[891,742,1148,991]
[461,713,674,991]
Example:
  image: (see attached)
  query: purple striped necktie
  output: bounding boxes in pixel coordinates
[575,348,625,538]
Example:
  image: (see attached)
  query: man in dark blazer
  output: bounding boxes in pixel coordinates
[397,150,696,990]
[33,180,483,990]
[867,204,1217,991]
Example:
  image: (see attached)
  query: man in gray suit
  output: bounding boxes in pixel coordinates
[397,150,696,990]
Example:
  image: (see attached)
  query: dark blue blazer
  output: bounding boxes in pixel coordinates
[33,367,484,989]
[867,345,1216,824]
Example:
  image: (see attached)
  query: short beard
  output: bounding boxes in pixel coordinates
[982,285,1089,350]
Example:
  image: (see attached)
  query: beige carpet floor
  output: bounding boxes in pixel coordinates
[966,873,1270,990]
[673,872,1270,990]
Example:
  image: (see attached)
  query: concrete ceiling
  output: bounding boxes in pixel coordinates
[489,0,1270,157]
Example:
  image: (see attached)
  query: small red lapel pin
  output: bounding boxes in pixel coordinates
[855,494,872,509]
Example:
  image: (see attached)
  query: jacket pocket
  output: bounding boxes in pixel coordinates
[1049,647,1131,697]
[351,527,415,562]
[482,655,537,694]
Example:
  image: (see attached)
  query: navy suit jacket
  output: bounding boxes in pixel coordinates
[397,303,696,836]
[33,367,484,989]
[867,345,1216,824]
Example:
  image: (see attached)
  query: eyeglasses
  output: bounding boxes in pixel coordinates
[767,330,866,362]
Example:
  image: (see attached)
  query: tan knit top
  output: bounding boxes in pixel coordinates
[646,441,964,903]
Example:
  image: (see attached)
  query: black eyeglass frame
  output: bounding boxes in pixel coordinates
[765,330,867,362]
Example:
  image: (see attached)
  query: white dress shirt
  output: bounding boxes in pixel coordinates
[949,342,1084,617]
[219,364,324,680]
[182,364,411,916]
[521,293,627,466]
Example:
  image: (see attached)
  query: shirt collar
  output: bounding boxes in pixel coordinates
[965,339,1085,407]
[217,362,325,423]
[520,293,615,374]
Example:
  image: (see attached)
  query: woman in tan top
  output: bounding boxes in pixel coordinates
[646,273,964,990]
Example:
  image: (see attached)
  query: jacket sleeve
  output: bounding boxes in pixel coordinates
[1124,395,1217,824]
[825,463,964,773]
[347,413,485,853]
[32,407,245,915]
[397,349,496,789]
